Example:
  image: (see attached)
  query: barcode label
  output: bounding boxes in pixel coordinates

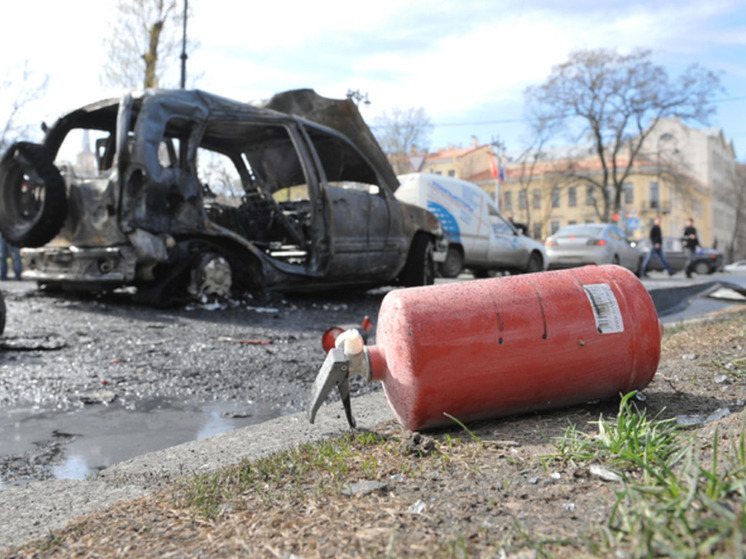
[583,283,624,334]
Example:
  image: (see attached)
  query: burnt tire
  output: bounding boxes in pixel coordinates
[438,246,463,278]
[187,252,233,300]
[399,234,434,287]
[0,142,67,247]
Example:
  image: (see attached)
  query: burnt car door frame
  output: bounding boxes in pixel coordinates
[298,121,395,281]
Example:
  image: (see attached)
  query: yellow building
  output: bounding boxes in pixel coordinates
[490,155,712,245]
[421,137,493,180]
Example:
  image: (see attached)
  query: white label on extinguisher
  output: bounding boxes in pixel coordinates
[583,283,624,334]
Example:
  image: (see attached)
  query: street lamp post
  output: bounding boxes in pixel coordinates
[180,0,188,89]
[491,136,505,209]
[346,89,370,107]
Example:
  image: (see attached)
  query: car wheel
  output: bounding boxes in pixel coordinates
[0,291,5,337]
[0,142,68,247]
[187,253,233,300]
[693,261,710,275]
[399,234,434,287]
[439,246,463,278]
[524,252,543,274]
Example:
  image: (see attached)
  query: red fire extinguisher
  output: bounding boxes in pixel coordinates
[308,265,663,431]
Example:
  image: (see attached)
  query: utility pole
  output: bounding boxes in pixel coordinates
[491,136,506,208]
[180,0,188,89]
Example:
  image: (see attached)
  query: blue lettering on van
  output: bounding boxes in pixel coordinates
[427,201,461,244]
[431,180,478,213]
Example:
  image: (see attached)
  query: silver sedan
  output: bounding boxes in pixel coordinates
[544,223,643,274]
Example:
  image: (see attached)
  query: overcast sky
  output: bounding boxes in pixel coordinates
[2,0,745,157]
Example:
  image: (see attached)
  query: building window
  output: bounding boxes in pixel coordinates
[533,189,541,209]
[568,186,577,207]
[551,188,560,208]
[586,185,595,206]
[519,190,527,210]
[649,182,659,209]
[503,191,512,211]
[568,220,577,226]
[532,222,542,240]
[447,169,455,177]
[623,182,634,205]
[550,220,561,235]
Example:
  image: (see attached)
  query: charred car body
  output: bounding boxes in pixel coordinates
[0,89,445,304]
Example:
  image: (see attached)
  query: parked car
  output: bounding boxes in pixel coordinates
[544,223,643,274]
[395,173,547,277]
[0,89,446,305]
[725,260,746,273]
[635,238,724,275]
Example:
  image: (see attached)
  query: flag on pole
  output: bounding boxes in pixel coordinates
[489,154,498,179]
[499,163,505,184]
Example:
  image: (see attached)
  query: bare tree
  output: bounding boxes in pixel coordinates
[0,62,49,153]
[524,48,722,222]
[373,107,433,175]
[510,111,563,234]
[102,0,196,90]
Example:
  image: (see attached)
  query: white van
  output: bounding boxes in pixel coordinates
[395,173,547,277]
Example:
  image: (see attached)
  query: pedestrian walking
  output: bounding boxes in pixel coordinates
[641,217,674,277]
[682,217,700,279]
[0,233,23,280]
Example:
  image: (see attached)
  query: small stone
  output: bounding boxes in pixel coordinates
[342,480,388,496]
[79,390,117,405]
[590,464,622,482]
[408,499,426,514]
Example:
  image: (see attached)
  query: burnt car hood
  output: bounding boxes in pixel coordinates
[258,89,399,191]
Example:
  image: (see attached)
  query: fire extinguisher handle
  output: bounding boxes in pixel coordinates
[307,348,356,428]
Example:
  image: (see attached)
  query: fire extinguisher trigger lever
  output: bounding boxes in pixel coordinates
[307,348,357,427]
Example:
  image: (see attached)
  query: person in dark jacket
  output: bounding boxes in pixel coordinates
[641,216,674,277]
[682,217,700,278]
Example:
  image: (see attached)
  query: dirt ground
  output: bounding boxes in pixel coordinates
[4,293,745,556]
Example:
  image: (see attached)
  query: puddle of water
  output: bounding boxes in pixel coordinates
[0,398,280,482]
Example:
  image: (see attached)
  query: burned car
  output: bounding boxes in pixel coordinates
[0,89,445,304]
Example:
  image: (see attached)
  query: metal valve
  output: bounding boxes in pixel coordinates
[308,329,371,428]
